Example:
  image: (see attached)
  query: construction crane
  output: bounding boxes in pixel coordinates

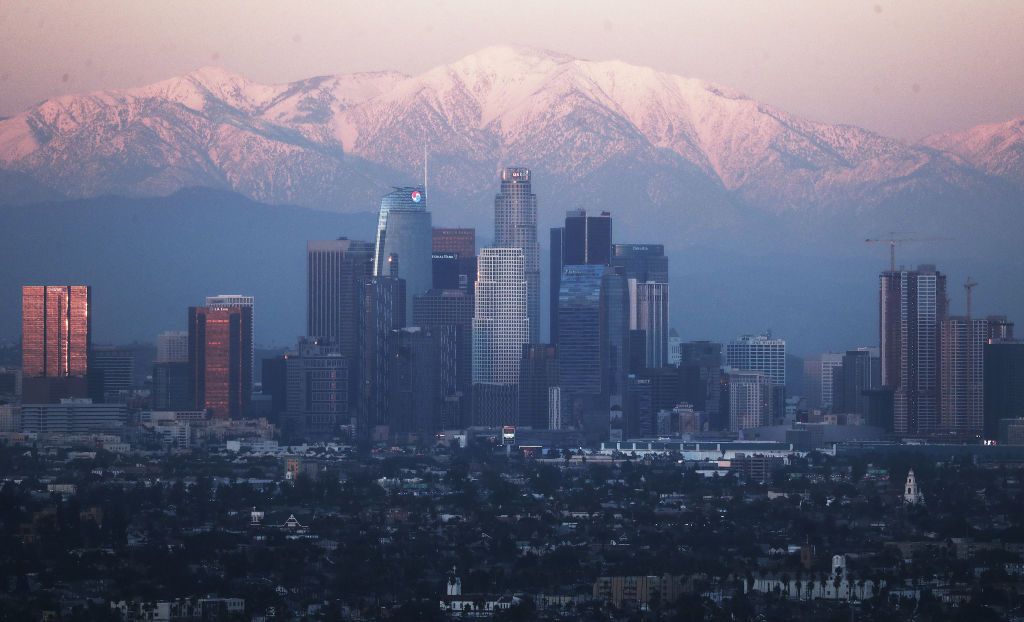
[964,277,978,319]
[864,234,953,272]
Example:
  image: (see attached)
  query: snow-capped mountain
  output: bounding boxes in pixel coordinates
[0,46,1020,229]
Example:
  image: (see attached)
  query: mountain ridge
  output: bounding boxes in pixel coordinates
[1,45,1020,226]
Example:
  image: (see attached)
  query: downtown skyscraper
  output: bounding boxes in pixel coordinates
[472,248,529,425]
[374,187,432,322]
[21,285,92,403]
[188,299,253,419]
[551,210,613,343]
[880,265,947,435]
[494,168,540,343]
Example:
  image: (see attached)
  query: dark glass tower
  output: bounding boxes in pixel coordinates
[550,210,613,343]
[494,168,540,343]
[983,340,1024,439]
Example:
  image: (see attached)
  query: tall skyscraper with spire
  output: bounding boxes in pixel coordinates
[494,168,540,343]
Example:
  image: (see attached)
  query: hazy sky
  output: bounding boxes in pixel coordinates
[1,0,1021,140]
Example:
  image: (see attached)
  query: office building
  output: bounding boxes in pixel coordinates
[388,326,459,438]
[362,275,406,435]
[91,347,135,403]
[21,285,91,403]
[472,248,529,425]
[724,369,772,431]
[282,338,348,440]
[940,317,988,436]
[0,368,22,402]
[832,348,880,417]
[557,264,618,440]
[188,301,253,419]
[726,334,786,422]
[631,281,670,368]
[518,344,558,429]
[678,341,723,428]
[983,340,1024,439]
[494,168,541,343]
[306,238,375,348]
[668,329,682,367]
[551,210,613,342]
[21,399,127,434]
[880,265,947,435]
[413,289,474,426]
[156,331,189,363]
[432,228,477,293]
[611,244,668,286]
[374,187,432,321]
[819,352,844,411]
[152,362,191,411]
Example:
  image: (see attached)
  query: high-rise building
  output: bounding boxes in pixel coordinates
[832,348,880,417]
[472,248,529,425]
[91,347,135,403]
[611,244,668,284]
[819,352,844,411]
[413,289,474,427]
[152,362,191,411]
[156,331,189,363]
[388,326,459,438]
[679,341,723,428]
[631,281,670,369]
[307,238,375,347]
[188,301,253,419]
[983,340,1024,439]
[557,264,620,440]
[518,344,558,429]
[432,227,476,255]
[880,265,947,435]
[940,317,988,436]
[726,334,786,423]
[668,329,682,367]
[306,238,374,413]
[724,369,771,431]
[494,168,541,343]
[431,228,477,293]
[374,187,432,321]
[282,337,348,440]
[550,211,614,342]
[22,285,92,403]
[362,275,406,435]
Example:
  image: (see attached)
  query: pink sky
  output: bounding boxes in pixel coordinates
[1,0,1021,140]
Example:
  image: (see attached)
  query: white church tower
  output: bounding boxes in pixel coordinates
[903,469,924,505]
[446,567,462,597]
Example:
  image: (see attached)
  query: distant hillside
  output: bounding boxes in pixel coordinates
[0,188,375,346]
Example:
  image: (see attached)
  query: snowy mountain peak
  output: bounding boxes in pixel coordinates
[0,47,1020,215]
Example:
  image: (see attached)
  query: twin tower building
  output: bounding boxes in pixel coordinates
[306,167,669,442]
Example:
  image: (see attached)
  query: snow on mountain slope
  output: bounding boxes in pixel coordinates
[0,45,1019,218]
[922,116,1024,184]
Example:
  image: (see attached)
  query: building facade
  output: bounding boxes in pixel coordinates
[188,301,253,419]
[374,187,432,322]
[940,317,988,436]
[551,210,614,343]
[880,265,948,435]
[22,285,91,403]
[493,168,541,344]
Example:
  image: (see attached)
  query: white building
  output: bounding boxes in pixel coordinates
[904,469,924,505]
[493,168,540,344]
[472,248,529,385]
[727,334,786,386]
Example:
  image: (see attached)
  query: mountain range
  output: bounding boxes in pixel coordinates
[1,46,1021,352]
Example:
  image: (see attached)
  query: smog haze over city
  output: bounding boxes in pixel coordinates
[1,2,1023,621]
